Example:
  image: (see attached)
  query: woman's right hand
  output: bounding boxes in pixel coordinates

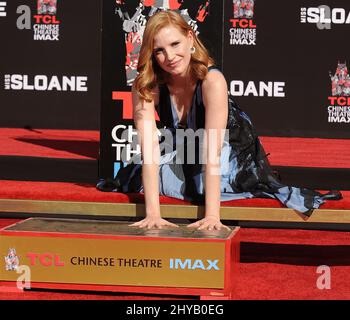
[129,216,179,229]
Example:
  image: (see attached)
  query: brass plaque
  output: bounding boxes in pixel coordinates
[0,218,239,289]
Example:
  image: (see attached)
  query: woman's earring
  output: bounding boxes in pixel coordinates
[190,46,196,54]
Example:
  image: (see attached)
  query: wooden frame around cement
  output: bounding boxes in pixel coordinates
[0,198,350,223]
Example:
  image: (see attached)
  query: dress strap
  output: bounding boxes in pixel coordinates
[157,84,176,129]
[208,65,221,72]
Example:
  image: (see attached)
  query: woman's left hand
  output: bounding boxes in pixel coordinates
[187,216,231,231]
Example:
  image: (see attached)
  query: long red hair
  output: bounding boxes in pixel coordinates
[134,10,214,102]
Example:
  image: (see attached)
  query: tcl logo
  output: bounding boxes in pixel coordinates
[33,15,60,24]
[229,19,256,28]
[26,252,65,267]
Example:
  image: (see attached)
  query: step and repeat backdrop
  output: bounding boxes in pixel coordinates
[0,0,101,129]
[1,1,349,179]
[223,0,350,138]
[100,0,350,180]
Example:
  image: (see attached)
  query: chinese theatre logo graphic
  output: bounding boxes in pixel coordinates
[327,62,350,123]
[229,0,256,45]
[233,0,254,18]
[330,62,350,96]
[4,248,19,271]
[34,0,61,41]
[37,0,57,15]
[115,0,210,86]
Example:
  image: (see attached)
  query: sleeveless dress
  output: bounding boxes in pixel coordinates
[100,67,339,216]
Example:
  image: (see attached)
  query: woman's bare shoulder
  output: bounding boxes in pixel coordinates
[202,68,227,91]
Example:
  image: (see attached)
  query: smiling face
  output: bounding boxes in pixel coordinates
[153,25,194,78]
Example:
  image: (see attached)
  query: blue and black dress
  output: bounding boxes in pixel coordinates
[100,67,340,215]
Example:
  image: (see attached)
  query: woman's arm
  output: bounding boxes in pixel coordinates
[188,70,230,231]
[129,86,178,229]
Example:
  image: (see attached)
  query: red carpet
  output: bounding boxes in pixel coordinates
[0,128,99,160]
[1,128,350,300]
[1,180,349,209]
[260,136,350,168]
[2,128,349,189]
[235,227,350,300]
[0,218,349,300]
[1,128,350,168]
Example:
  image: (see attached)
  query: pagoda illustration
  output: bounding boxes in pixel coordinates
[330,62,350,96]
[37,0,57,15]
[4,248,19,271]
[233,0,254,19]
